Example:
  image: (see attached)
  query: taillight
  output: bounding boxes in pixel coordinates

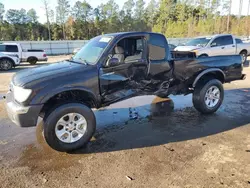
[43,54,47,57]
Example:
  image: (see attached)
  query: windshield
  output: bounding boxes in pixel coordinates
[72,36,112,65]
[186,37,211,47]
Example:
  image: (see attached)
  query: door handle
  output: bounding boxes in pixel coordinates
[221,47,225,49]
[103,72,115,76]
[232,45,235,47]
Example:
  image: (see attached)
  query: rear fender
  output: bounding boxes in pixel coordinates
[192,68,225,88]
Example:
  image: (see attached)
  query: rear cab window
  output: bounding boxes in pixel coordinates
[212,35,233,46]
[236,38,243,44]
[148,33,167,61]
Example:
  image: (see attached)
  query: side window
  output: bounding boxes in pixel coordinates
[212,36,233,46]
[236,39,243,44]
[136,39,143,51]
[0,45,6,52]
[6,45,18,52]
[148,34,166,61]
[109,36,144,66]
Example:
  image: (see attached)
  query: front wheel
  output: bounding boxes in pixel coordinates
[240,51,247,64]
[0,59,13,71]
[192,79,224,114]
[43,103,96,152]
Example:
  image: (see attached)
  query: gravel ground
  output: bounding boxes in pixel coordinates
[0,56,250,188]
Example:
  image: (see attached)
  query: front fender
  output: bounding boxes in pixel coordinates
[30,86,100,107]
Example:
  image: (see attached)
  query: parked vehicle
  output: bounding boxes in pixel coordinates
[0,52,20,71]
[73,48,81,55]
[174,34,250,63]
[5,32,245,151]
[0,43,47,65]
[168,44,177,51]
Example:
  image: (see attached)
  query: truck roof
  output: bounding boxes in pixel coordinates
[195,34,235,39]
[102,31,162,38]
[0,43,19,45]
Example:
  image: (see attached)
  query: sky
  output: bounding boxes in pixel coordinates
[1,0,250,23]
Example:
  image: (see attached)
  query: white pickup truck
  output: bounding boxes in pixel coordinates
[0,52,20,70]
[174,34,250,62]
[0,43,48,65]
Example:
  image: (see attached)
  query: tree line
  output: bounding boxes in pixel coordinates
[0,0,249,41]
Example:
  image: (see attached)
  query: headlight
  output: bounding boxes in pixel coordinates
[13,86,32,103]
[192,50,198,54]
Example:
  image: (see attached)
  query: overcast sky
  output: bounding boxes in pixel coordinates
[1,0,249,23]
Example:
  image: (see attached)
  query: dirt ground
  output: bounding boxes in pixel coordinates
[0,57,250,188]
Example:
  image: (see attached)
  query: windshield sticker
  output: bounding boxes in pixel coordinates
[206,37,212,40]
[99,37,111,43]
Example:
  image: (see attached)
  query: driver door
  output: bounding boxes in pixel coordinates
[99,36,148,104]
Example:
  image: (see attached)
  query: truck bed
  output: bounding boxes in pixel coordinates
[173,55,243,83]
[171,51,196,59]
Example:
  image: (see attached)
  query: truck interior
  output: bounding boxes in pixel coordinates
[111,36,144,64]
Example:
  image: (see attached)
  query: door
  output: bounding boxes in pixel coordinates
[0,45,19,58]
[209,35,236,56]
[99,36,148,104]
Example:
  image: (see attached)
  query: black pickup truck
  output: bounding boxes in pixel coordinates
[5,32,245,151]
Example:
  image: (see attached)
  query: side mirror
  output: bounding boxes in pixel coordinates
[211,43,217,47]
[106,58,119,67]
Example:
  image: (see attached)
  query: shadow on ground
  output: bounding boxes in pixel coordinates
[13,87,250,171]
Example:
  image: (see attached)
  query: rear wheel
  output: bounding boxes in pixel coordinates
[0,58,13,71]
[193,79,224,114]
[28,57,38,65]
[43,103,96,152]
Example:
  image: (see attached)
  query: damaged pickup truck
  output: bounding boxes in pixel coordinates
[6,32,246,151]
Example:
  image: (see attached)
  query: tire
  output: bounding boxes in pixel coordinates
[28,57,38,65]
[0,58,13,71]
[192,79,224,114]
[43,103,96,152]
[240,51,247,64]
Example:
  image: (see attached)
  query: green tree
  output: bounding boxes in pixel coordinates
[27,9,38,23]
[0,3,4,22]
[56,0,70,39]
[145,0,159,30]
[122,0,135,31]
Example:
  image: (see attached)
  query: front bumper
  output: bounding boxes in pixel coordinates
[5,92,43,127]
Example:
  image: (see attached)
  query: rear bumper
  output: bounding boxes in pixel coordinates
[5,92,43,127]
[38,57,48,62]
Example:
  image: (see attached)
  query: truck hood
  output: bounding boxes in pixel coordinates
[174,46,202,51]
[13,61,89,87]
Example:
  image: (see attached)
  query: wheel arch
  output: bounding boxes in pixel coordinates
[27,56,38,62]
[239,49,247,54]
[198,54,209,57]
[39,88,99,117]
[192,68,225,88]
[0,57,15,66]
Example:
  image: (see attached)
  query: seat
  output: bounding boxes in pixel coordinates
[113,46,125,63]
[124,52,142,63]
